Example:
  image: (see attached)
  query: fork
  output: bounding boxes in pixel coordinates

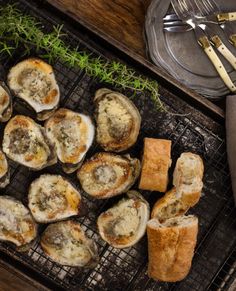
[171,0,236,92]
[202,0,236,47]
[195,0,236,48]
[164,16,236,48]
[164,0,236,48]
[165,0,236,69]
[190,0,236,70]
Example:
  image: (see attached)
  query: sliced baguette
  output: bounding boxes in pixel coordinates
[173,152,204,207]
[151,187,191,221]
[147,215,198,282]
[139,138,172,192]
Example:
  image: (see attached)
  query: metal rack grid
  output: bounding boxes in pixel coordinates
[0,0,235,290]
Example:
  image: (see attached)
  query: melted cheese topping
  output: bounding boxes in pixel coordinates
[82,163,126,193]
[111,199,140,236]
[46,110,94,165]
[98,192,150,248]
[97,97,132,144]
[8,59,60,112]
[41,221,97,266]
[0,197,37,246]
[3,116,52,169]
[29,175,81,223]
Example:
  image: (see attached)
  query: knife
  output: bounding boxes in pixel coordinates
[201,24,236,70]
[163,12,236,24]
[163,14,236,48]
[195,26,236,92]
[221,22,236,47]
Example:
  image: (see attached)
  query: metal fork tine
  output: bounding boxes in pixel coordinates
[202,0,219,14]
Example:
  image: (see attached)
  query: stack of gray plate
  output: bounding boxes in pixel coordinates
[145,0,236,99]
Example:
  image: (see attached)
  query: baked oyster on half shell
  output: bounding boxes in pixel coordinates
[94,88,141,152]
[8,58,60,121]
[0,196,37,247]
[0,149,10,188]
[45,108,95,173]
[3,115,57,170]
[0,82,12,122]
[77,152,140,199]
[41,220,99,267]
[97,191,150,248]
[28,174,82,223]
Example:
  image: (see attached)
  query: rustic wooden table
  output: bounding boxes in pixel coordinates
[0,265,38,291]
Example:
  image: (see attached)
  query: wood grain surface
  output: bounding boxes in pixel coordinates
[47,0,151,56]
[0,265,38,291]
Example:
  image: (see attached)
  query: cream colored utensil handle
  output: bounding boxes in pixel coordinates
[211,35,236,70]
[218,12,236,22]
[198,36,236,92]
[229,34,236,48]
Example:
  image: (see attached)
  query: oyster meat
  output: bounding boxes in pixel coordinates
[94,88,141,152]
[3,115,57,170]
[0,149,10,188]
[41,220,99,267]
[28,174,82,223]
[0,82,12,122]
[45,108,94,173]
[0,196,37,247]
[8,58,60,120]
[77,152,140,199]
[97,191,150,248]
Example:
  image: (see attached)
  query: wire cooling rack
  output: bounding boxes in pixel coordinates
[0,0,235,290]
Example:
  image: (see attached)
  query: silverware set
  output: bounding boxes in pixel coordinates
[163,0,236,92]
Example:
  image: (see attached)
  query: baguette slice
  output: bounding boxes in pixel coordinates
[139,138,172,192]
[151,187,191,221]
[173,152,204,207]
[147,215,198,282]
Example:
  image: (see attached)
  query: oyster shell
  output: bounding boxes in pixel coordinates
[0,196,37,247]
[0,149,10,188]
[28,174,82,223]
[0,82,12,122]
[77,152,140,199]
[97,191,150,248]
[3,115,57,170]
[8,58,60,121]
[41,220,99,267]
[94,88,141,152]
[45,108,95,173]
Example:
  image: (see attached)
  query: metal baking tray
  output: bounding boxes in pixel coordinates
[0,0,235,290]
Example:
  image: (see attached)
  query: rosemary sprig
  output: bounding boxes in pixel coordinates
[0,4,164,111]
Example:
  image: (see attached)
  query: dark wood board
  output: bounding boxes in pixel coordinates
[47,0,148,56]
[46,0,225,119]
[0,262,45,291]
[0,266,37,291]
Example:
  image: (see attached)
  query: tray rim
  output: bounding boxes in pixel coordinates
[0,0,229,289]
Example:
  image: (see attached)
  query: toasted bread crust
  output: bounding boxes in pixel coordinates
[147,216,198,282]
[139,138,171,192]
[173,152,204,206]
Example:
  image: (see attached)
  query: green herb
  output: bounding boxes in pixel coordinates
[0,4,164,111]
